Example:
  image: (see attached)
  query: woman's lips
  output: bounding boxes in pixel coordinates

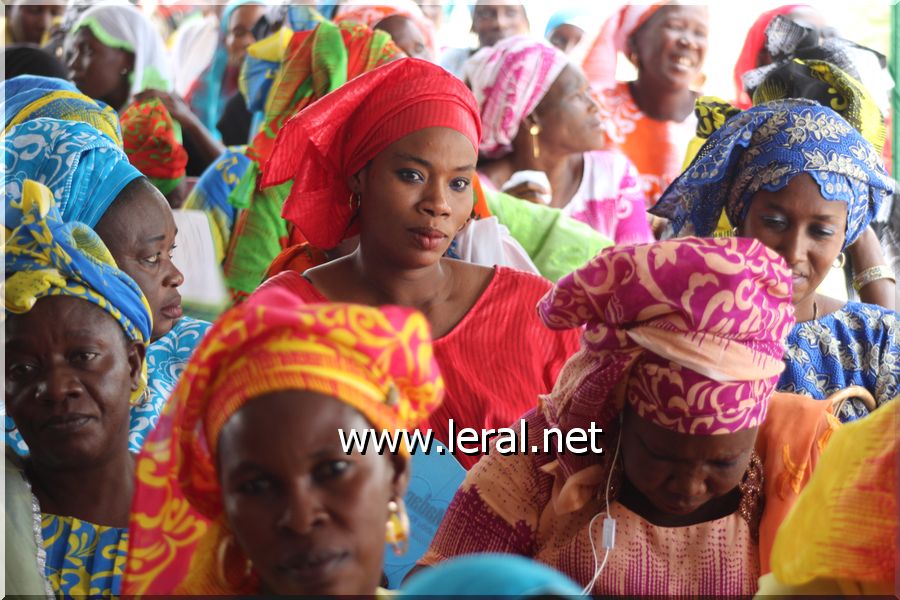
[277,550,349,586]
[408,227,448,252]
[42,413,93,433]
[160,298,183,320]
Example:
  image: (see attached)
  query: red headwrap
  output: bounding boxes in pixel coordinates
[260,57,482,249]
[733,5,811,108]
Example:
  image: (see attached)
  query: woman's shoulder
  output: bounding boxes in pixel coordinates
[808,301,898,341]
[490,265,554,296]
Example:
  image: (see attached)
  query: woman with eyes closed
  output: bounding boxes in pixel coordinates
[122,287,443,596]
[419,237,839,596]
[4,118,211,455]
[254,58,581,470]
[5,180,153,597]
[652,99,898,422]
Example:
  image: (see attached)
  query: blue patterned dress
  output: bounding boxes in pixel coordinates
[779,302,899,421]
[6,317,211,456]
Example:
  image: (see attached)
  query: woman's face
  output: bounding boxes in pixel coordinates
[548,24,584,55]
[621,406,757,517]
[351,126,477,270]
[6,296,144,469]
[95,179,184,341]
[67,27,132,107]
[471,0,529,48]
[7,2,65,45]
[631,4,708,91]
[740,173,847,312]
[532,65,604,154]
[218,391,408,596]
[376,15,430,61]
[226,3,266,67]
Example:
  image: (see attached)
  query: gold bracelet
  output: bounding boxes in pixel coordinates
[852,265,896,292]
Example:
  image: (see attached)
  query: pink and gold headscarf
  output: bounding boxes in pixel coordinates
[539,236,794,438]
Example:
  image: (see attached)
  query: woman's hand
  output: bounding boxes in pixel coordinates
[133,89,197,127]
[503,181,551,204]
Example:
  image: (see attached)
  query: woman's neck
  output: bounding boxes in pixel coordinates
[617,477,741,527]
[350,247,454,312]
[629,78,696,122]
[485,145,586,209]
[27,450,135,528]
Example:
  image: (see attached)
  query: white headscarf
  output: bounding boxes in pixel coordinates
[72,3,173,99]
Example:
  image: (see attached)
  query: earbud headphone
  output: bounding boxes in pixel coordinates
[581,412,623,595]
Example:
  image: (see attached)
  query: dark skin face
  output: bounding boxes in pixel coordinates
[630,4,708,92]
[548,23,584,55]
[618,405,758,527]
[531,65,604,155]
[7,2,64,44]
[6,296,144,471]
[68,27,133,111]
[95,179,184,341]
[471,0,529,48]
[226,3,266,67]
[376,15,431,61]
[349,127,477,271]
[218,391,408,596]
[739,174,847,322]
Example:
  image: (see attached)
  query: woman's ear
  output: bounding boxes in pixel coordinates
[127,341,147,391]
[388,453,411,500]
[347,170,364,195]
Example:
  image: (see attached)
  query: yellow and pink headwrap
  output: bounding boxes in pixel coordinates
[123,286,443,595]
[538,236,795,444]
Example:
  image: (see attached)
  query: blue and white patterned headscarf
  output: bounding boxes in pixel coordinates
[4,118,142,229]
[651,99,894,249]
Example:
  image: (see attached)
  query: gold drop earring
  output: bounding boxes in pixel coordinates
[529,123,541,159]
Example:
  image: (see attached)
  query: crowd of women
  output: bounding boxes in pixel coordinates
[4,0,898,597]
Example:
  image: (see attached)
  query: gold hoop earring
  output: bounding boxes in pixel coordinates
[834,252,846,269]
[385,498,410,556]
[348,192,361,212]
[217,534,254,589]
[529,123,541,159]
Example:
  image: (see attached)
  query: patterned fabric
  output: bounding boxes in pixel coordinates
[559,150,653,245]
[743,32,887,153]
[4,118,142,228]
[595,81,699,204]
[581,4,664,89]
[72,4,173,102]
[223,21,401,298]
[5,179,152,345]
[134,316,212,452]
[3,75,122,145]
[334,1,436,57]
[123,288,443,595]
[651,99,894,249]
[419,392,838,591]
[464,35,569,159]
[42,514,128,597]
[769,399,896,586]
[121,99,189,196]
[780,302,899,421]
[188,0,263,135]
[732,5,810,108]
[182,146,251,261]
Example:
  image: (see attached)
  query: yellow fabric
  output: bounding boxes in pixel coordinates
[755,572,895,597]
[4,91,124,146]
[769,400,897,586]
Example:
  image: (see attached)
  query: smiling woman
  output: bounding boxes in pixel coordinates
[123,287,443,595]
[254,58,580,470]
[5,180,151,597]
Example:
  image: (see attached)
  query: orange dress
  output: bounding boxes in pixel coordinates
[420,393,838,595]
[596,82,698,205]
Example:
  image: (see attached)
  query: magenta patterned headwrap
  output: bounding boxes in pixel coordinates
[464,35,569,159]
[538,236,795,440]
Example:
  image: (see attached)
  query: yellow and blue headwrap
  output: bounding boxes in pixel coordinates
[5,180,153,352]
[652,99,894,249]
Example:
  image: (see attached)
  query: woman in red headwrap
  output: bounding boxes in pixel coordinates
[418,237,840,596]
[256,58,581,470]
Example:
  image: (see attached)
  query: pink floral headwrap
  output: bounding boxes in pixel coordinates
[464,35,569,159]
[538,236,795,440]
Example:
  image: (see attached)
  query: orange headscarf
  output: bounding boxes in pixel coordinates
[123,287,444,595]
